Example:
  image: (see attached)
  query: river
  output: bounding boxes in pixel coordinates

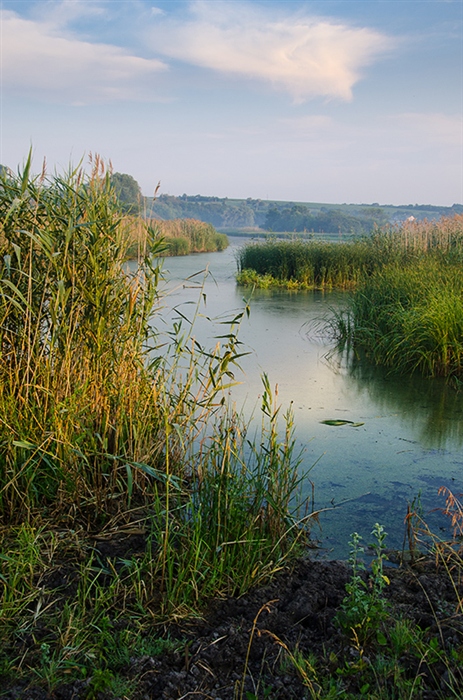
[154,238,463,558]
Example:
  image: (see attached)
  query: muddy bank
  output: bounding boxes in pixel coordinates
[4,555,463,699]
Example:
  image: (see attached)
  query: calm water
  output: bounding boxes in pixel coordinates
[154,239,463,558]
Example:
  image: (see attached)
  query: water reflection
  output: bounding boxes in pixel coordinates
[333,348,463,449]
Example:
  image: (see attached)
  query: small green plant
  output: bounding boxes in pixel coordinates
[86,668,136,699]
[336,523,390,648]
[245,680,274,700]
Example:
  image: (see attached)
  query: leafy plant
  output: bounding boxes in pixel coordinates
[336,523,390,648]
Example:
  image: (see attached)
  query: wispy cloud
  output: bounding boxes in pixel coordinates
[147,0,394,102]
[1,8,168,105]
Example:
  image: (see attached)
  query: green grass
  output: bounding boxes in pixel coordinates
[236,217,463,291]
[258,513,463,699]
[126,216,228,257]
[123,215,228,258]
[0,154,311,694]
[335,260,463,380]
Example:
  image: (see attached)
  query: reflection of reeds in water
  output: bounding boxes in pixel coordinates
[341,353,463,449]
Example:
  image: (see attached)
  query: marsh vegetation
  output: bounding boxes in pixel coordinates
[125,215,228,257]
[0,157,310,695]
[1,158,462,698]
[238,216,463,381]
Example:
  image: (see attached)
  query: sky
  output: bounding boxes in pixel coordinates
[1,0,462,205]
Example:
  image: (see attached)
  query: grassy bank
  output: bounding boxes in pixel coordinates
[0,157,309,694]
[335,260,463,380]
[330,217,463,381]
[126,216,228,257]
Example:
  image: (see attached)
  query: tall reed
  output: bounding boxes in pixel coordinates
[0,154,309,611]
[125,216,228,257]
[334,260,463,379]
[237,239,384,290]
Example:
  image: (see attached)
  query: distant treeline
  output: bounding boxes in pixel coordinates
[147,194,268,228]
[264,205,376,235]
[147,195,463,233]
[2,168,462,233]
[148,196,383,233]
[104,171,463,232]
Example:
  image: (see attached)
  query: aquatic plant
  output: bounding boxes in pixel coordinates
[338,259,463,379]
[236,215,463,291]
[122,214,228,258]
[238,216,463,379]
[236,238,380,290]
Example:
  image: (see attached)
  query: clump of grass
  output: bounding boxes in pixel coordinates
[149,217,228,256]
[336,259,463,379]
[0,153,166,518]
[248,216,463,379]
[237,216,463,292]
[123,215,228,257]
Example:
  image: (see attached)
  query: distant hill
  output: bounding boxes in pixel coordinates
[145,194,463,235]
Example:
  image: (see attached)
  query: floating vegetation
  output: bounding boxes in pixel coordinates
[320,419,365,427]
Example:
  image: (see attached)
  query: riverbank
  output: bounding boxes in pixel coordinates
[0,159,310,696]
[3,536,463,699]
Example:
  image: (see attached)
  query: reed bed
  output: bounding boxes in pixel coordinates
[383,214,463,257]
[124,216,228,257]
[0,154,309,640]
[236,238,388,290]
[336,260,463,380]
[238,217,463,380]
[237,215,463,290]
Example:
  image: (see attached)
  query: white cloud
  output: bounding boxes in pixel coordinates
[147,0,393,102]
[1,9,168,104]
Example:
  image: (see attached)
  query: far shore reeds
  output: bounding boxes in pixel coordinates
[124,215,228,257]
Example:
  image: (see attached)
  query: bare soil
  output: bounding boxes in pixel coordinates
[3,548,463,700]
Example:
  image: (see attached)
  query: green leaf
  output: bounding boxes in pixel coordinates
[376,631,388,646]
[21,148,33,195]
[320,419,364,427]
[321,419,353,426]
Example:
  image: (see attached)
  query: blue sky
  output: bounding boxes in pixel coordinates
[1,0,462,205]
